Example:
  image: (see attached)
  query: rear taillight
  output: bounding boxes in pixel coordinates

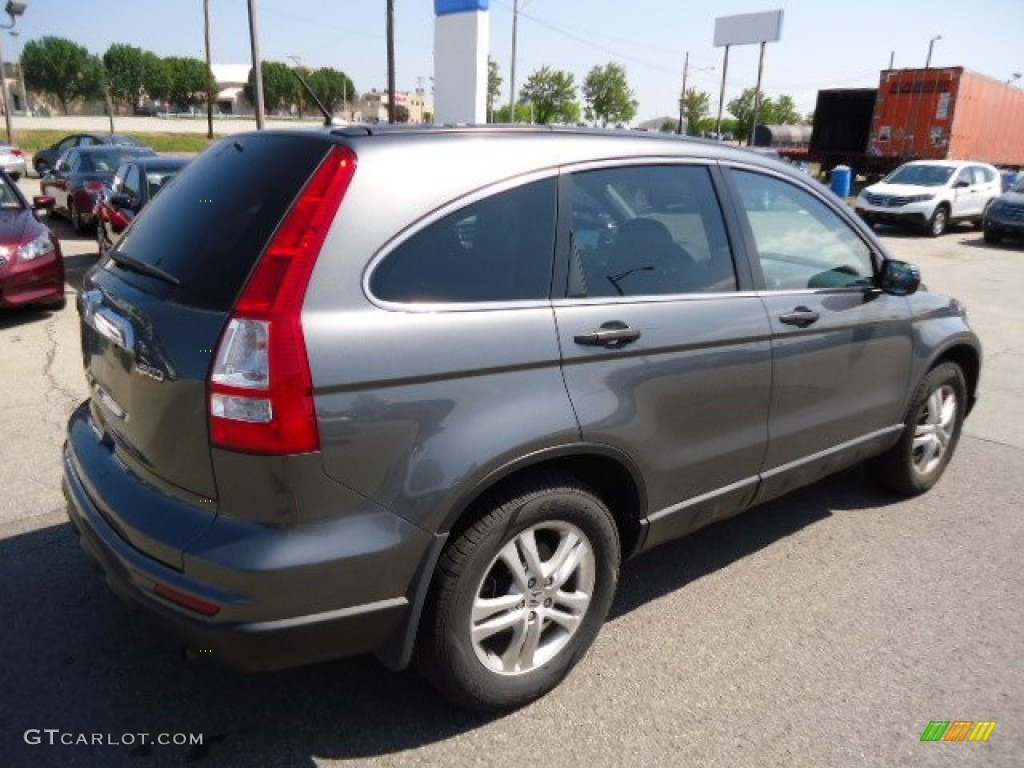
[12,148,23,156]
[209,146,356,455]
[85,181,105,192]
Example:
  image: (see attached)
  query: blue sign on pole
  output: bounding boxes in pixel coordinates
[435,0,488,16]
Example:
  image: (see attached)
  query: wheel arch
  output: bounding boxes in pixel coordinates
[378,444,649,672]
[442,444,648,560]
[931,342,980,416]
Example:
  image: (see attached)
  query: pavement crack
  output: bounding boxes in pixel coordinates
[962,432,1024,453]
[42,315,81,425]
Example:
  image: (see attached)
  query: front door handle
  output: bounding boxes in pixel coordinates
[779,306,820,328]
[574,321,641,347]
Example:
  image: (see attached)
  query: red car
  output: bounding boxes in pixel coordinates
[40,145,156,234]
[0,172,64,309]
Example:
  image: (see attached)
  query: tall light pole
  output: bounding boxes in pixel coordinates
[0,1,27,144]
[204,0,214,138]
[247,0,265,129]
[386,0,396,123]
[925,35,941,69]
[287,54,305,120]
[508,0,533,118]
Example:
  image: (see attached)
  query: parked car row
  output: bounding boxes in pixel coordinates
[1,132,192,313]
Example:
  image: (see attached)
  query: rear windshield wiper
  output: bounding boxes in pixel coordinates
[108,250,181,286]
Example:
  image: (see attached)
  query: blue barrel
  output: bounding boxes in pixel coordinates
[830,165,852,198]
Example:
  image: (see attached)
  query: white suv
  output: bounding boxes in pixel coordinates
[855,160,1002,236]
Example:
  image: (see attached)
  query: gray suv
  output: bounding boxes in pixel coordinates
[63,127,981,711]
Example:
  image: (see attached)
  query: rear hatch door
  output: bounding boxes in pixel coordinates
[79,133,336,514]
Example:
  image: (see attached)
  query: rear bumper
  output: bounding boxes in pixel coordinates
[63,402,435,671]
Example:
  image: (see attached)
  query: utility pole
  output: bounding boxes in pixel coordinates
[247,0,265,129]
[714,44,730,139]
[0,1,26,144]
[508,0,519,116]
[204,0,214,138]
[387,0,396,123]
[925,34,941,68]
[749,40,766,147]
[676,51,689,135]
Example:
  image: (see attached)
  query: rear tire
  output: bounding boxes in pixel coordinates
[869,363,966,495]
[416,474,620,712]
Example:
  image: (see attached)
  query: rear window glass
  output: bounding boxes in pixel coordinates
[107,134,330,311]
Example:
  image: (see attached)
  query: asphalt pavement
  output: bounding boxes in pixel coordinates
[1,181,1021,767]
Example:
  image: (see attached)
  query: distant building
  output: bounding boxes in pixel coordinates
[354,88,432,124]
[211,64,255,116]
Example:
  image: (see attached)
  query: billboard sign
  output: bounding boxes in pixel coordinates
[713,10,783,47]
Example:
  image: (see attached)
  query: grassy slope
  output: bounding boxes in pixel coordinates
[13,130,213,154]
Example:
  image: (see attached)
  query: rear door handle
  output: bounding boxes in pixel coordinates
[574,321,641,347]
[779,306,820,328]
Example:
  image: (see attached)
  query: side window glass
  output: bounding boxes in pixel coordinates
[62,152,77,173]
[371,178,556,303]
[731,170,874,291]
[568,165,737,298]
[955,168,971,186]
[123,166,141,199]
[58,137,76,151]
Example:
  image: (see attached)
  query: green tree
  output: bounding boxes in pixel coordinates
[679,88,710,136]
[767,94,802,125]
[306,67,355,115]
[22,36,106,114]
[141,52,171,104]
[727,87,771,143]
[487,58,503,121]
[492,103,533,123]
[659,120,678,133]
[245,60,296,114]
[582,62,636,128]
[519,66,578,125]
[164,56,214,109]
[103,44,149,110]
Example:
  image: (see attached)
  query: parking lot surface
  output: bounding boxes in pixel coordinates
[2,178,1021,766]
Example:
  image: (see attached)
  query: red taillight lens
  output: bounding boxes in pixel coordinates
[153,583,221,616]
[12,148,23,156]
[209,146,356,455]
[85,181,105,192]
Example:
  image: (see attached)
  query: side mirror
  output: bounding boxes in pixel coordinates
[879,259,920,296]
[109,192,136,210]
[955,180,970,189]
[32,195,55,213]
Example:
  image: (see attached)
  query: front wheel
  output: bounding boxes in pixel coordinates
[927,206,949,237]
[983,226,1003,244]
[416,475,620,711]
[869,363,966,495]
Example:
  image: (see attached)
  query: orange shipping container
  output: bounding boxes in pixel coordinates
[868,68,1024,166]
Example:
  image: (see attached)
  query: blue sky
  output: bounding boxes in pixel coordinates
[10,0,1024,121]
